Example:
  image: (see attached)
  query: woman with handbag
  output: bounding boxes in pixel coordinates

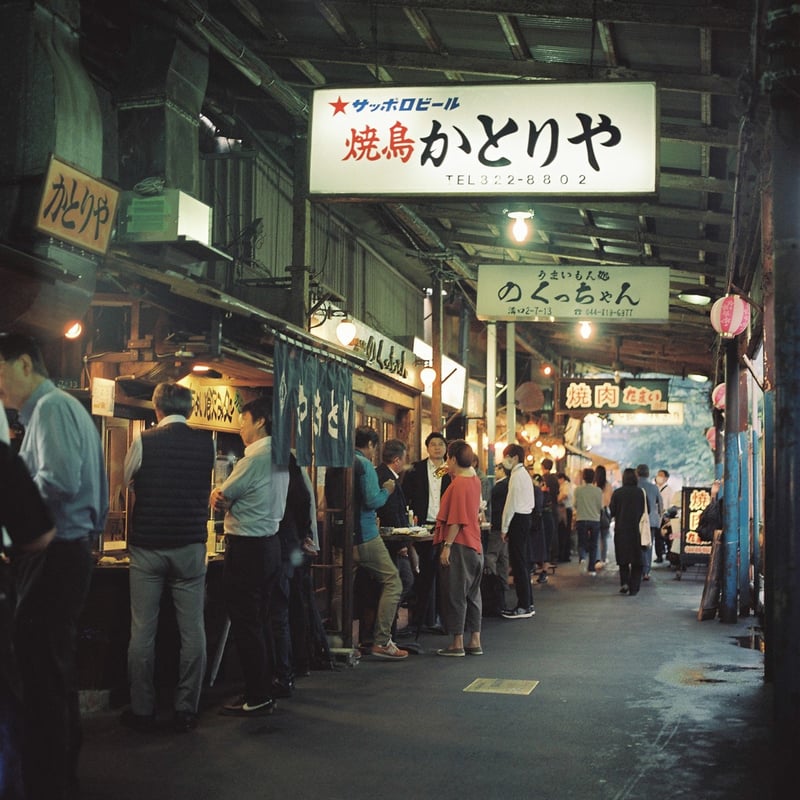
[609,467,647,596]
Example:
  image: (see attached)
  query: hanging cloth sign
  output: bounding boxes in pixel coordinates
[273,337,354,467]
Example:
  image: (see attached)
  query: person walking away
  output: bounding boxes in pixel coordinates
[433,440,483,656]
[573,468,604,575]
[0,332,109,800]
[529,474,548,581]
[540,458,560,566]
[121,382,215,733]
[595,465,613,564]
[556,472,574,563]
[500,444,536,619]
[609,468,647,595]
[211,397,289,716]
[352,426,408,660]
[636,464,663,581]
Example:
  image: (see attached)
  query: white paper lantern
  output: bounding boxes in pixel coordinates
[710,295,749,338]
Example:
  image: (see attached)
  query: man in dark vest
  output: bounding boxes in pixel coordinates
[121,383,214,733]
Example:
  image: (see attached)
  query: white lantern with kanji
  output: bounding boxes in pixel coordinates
[710,294,749,338]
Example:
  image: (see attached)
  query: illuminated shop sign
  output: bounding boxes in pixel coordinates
[477,264,669,322]
[180,378,244,433]
[36,154,120,254]
[309,82,657,196]
[558,378,670,414]
[681,486,713,558]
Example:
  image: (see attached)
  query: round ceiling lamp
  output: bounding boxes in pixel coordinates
[335,318,357,346]
[677,287,713,306]
[64,321,83,339]
[710,294,750,338]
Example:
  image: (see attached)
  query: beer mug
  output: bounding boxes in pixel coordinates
[434,464,449,478]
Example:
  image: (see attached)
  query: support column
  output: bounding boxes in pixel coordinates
[486,322,497,473]
[767,0,800,736]
[431,276,443,431]
[506,322,516,444]
[720,339,741,623]
[289,124,311,329]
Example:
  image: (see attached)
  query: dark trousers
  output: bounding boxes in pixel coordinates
[577,520,600,571]
[507,513,533,611]
[13,538,93,800]
[223,535,280,705]
[541,510,556,564]
[269,565,293,684]
[619,563,643,595]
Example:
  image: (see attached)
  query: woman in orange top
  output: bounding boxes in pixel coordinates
[433,440,484,657]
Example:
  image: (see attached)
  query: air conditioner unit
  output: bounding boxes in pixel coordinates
[115,189,212,246]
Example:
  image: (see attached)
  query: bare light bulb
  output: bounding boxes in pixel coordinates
[511,215,528,243]
[420,365,437,386]
[506,209,533,243]
[578,320,593,340]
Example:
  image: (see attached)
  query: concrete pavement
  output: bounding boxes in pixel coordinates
[79,557,780,800]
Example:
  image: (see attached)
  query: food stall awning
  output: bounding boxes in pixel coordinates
[565,444,620,471]
[103,250,367,376]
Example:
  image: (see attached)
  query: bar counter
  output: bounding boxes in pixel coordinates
[77,553,230,701]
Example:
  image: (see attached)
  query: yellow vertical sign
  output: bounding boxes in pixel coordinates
[36,154,120,255]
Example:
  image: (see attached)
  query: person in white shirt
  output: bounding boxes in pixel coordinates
[500,444,536,619]
[655,469,674,563]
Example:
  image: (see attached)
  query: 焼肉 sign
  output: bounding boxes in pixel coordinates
[558,378,670,413]
[309,82,657,197]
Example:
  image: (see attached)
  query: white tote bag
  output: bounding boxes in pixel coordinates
[639,489,652,547]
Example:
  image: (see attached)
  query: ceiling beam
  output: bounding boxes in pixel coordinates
[361,1,753,31]
[251,42,741,96]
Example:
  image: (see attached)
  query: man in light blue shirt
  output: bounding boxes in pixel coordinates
[0,332,108,800]
[210,396,289,716]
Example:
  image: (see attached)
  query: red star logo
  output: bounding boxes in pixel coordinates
[329,96,348,116]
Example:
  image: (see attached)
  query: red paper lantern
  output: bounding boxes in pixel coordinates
[705,426,717,451]
[711,382,726,410]
[710,294,750,338]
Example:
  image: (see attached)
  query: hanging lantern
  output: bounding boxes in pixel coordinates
[711,383,726,410]
[710,294,750,338]
[521,421,540,441]
[705,426,717,451]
